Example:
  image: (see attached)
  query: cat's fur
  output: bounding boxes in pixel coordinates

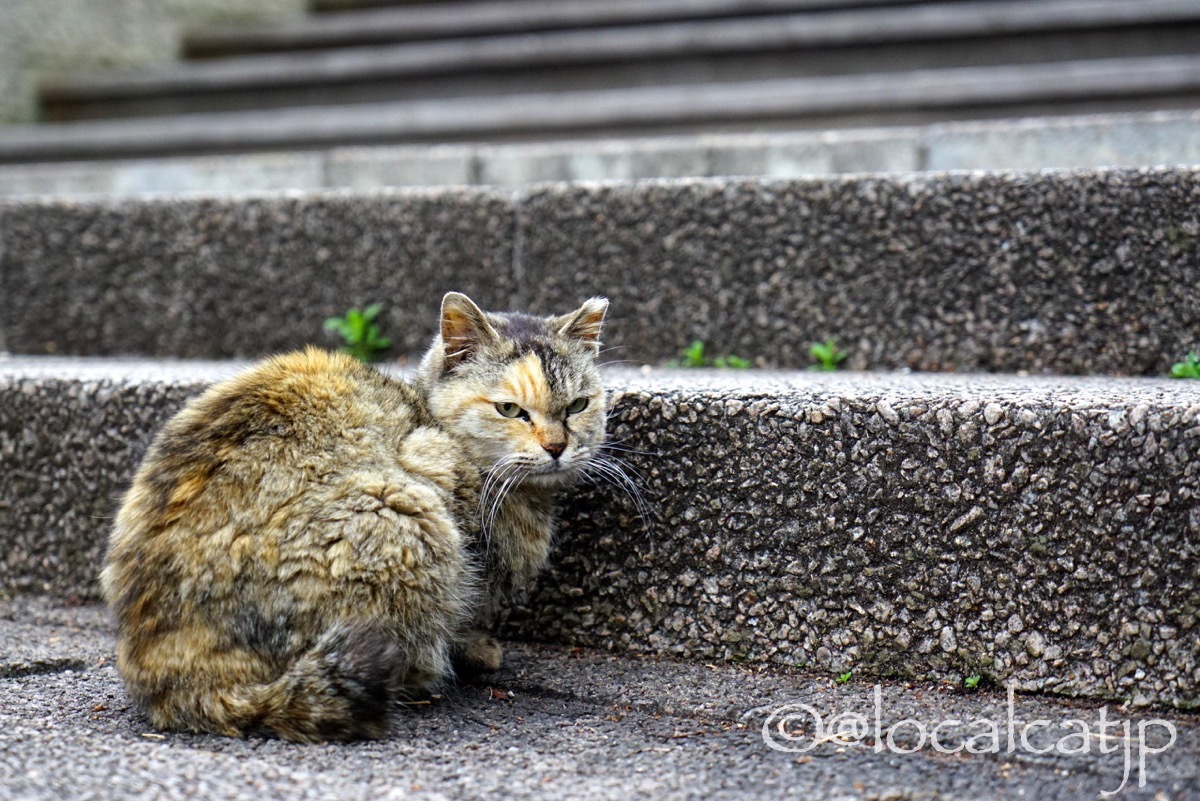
[100,292,608,742]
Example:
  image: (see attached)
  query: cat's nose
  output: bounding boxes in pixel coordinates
[542,441,566,460]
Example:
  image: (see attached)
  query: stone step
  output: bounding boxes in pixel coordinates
[39,0,1200,123]
[309,0,924,12]
[3,110,1200,198]
[8,57,1200,163]
[1,357,1196,707]
[188,0,946,58]
[1,170,1196,375]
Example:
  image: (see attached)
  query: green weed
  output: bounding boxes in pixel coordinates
[1170,352,1200,379]
[667,340,752,369]
[324,304,392,363]
[808,339,848,372]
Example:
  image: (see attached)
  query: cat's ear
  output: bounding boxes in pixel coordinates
[440,292,497,369]
[555,297,608,350]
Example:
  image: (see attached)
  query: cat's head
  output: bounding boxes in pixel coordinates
[418,292,608,487]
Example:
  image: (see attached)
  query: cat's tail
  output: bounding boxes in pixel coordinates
[142,621,403,743]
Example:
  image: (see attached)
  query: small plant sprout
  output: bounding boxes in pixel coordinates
[713,354,753,369]
[324,304,392,363]
[835,670,853,684]
[1170,352,1200,379]
[667,340,752,369]
[964,675,982,690]
[808,339,848,372]
[675,340,707,368]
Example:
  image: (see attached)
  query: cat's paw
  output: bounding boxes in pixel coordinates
[453,631,503,676]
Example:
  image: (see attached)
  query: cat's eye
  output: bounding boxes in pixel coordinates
[495,402,525,419]
[566,397,589,415]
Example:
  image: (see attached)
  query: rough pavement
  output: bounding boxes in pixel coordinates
[1,599,1198,801]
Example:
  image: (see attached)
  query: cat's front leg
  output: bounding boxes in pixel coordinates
[452,629,504,676]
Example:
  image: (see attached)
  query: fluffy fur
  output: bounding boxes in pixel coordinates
[101,292,609,742]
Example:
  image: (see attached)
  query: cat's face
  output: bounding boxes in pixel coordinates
[420,292,608,488]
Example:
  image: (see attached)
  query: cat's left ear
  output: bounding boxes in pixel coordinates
[555,297,608,350]
[441,291,498,369]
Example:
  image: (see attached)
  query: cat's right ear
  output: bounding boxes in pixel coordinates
[440,292,497,370]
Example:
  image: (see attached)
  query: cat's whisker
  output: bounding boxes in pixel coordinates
[479,456,523,539]
[601,409,648,432]
[587,445,652,484]
[599,442,661,458]
[482,475,504,536]
[599,430,644,445]
[583,465,651,535]
[482,458,520,516]
[591,456,650,505]
[580,451,653,529]
[479,455,526,553]
[485,467,526,541]
[599,433,663,459]
[478,460,505,518]
[596,344,650,359]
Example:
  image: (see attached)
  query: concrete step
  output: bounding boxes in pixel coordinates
[188,0,953,58]
[40,0,1200,122]
[1,358,1197,708]
[1,170,1196,376]
[3,110,1200,197]
[3,598,1198,799]
[307,0,1004,14]
[8,56,1200,163]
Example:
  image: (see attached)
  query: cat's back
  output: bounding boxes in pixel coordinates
[102,348,448,601]
[165,346,422,456]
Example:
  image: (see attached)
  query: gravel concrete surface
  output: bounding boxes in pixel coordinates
[0,189,515,359]
[518,169,1200,376]
[3,169,1199,374]
[2,598,1198,801]
[1,359,1197,707]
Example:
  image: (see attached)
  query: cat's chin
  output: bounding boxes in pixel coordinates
[521,466,580,489]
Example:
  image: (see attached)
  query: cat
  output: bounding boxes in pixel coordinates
[100,292,609,743]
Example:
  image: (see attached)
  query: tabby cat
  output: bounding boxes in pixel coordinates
[101,292,609,742]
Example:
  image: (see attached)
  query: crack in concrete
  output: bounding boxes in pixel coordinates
[1,657,89,679]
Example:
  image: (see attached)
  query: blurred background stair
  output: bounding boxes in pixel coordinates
[37,0,1200,124]
[3,0,1200,194]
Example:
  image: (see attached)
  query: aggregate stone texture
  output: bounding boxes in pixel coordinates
[0,188,516,358]
[0,359,241,598]
[2,169,1199,377]
[3,600,1199,801]
[1,359,1198,708]
[513,369,1200,708]
[517,169,1200,376]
